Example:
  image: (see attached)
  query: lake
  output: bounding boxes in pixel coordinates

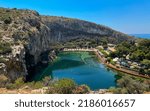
[30,51,118,90]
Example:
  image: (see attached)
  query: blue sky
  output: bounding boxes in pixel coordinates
[0,0,150,34]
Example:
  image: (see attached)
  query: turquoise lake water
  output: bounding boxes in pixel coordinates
[31,52,118,90]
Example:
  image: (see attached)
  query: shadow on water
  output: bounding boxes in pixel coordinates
[27,51,119,90]
[51,59,85,70]
[28,59,85,81]
[106,67,123,83]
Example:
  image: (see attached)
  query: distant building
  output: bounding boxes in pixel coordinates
[108,47,116,52]
[126,54,130,60]
[113,57,119,62]
[108,44,116,47]
[107,44,116,52]
[97,46,104,50]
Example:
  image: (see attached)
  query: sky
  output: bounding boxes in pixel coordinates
[0,0,150,34]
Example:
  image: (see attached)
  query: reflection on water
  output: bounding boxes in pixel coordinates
[30,51,118,90]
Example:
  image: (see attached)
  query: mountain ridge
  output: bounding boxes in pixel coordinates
[0,7,134,81]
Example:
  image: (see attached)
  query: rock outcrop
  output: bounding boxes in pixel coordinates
[0,8,134,81]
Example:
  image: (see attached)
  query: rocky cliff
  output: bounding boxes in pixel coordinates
[42,16,133,43]
[0,8,134,81]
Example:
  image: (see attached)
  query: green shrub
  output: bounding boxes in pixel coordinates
[110,59,116,65]
[25,81,35,88]
[110,76,150,94]
[42,76,52,86]
[2,15,12,24]
[0,57,6,63]
[99,49,108,56]
[6,83,16,89]
[73,85,90,94]
[0,42,12,54]
[47,78,76,94]
[33,81,43,89]
[14,77,24,88]
[0,75,8,88]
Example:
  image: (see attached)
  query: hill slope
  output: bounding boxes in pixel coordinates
[0,8,134,80]
[42,16,133,43]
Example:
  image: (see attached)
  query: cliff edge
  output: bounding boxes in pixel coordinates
[0,8,134,81]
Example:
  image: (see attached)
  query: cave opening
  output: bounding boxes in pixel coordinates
[25,50,51,82]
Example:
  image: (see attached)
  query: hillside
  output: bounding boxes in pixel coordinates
[0,8,134,81]
[42,16,133,43]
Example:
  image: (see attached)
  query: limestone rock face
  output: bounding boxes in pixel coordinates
[42,16,133,43]
[0,8,52,80]
[0,8,134,80]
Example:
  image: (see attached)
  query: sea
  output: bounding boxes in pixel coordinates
[129,34,150,39]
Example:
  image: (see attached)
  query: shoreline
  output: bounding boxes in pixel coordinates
[63,48,150,79]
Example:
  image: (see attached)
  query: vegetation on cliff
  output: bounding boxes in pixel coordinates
[0,42,11,54]
[0,7,134,81]
[0,75,90,94]
[1,7,149,94]
[42,16,134,44]
[109,39,150,75]
[110,75,150,94]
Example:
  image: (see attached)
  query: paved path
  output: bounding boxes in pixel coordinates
[63,48,96,52]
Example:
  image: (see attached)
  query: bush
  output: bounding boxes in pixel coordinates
[110,76,150,94]
[3,16,12,24]
[14,77,24,88]
[50,79,76,94]
[33,81,43,89]
[109,87,123,94]
[99,49,108,56]
[0,75,8,88]
[6,77,25,89]
[0,57,6,63]
[25,81,35,88]
[0,42,12,54]
[6,83,16,89]
[42,76,52,86]
[110,59,116,65]
[24,81,43,89]
[73,85,90,94]
[4,77,25,89]
[12,8,17,10]
[3,75,90,94]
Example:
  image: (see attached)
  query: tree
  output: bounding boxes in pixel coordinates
[141,59,150,68]
[109,52,117,58]
[103,41,108,49]
[138,39,150,47]
[130,50,145,61]
[115,76,149,94]
[139,68,145,74]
